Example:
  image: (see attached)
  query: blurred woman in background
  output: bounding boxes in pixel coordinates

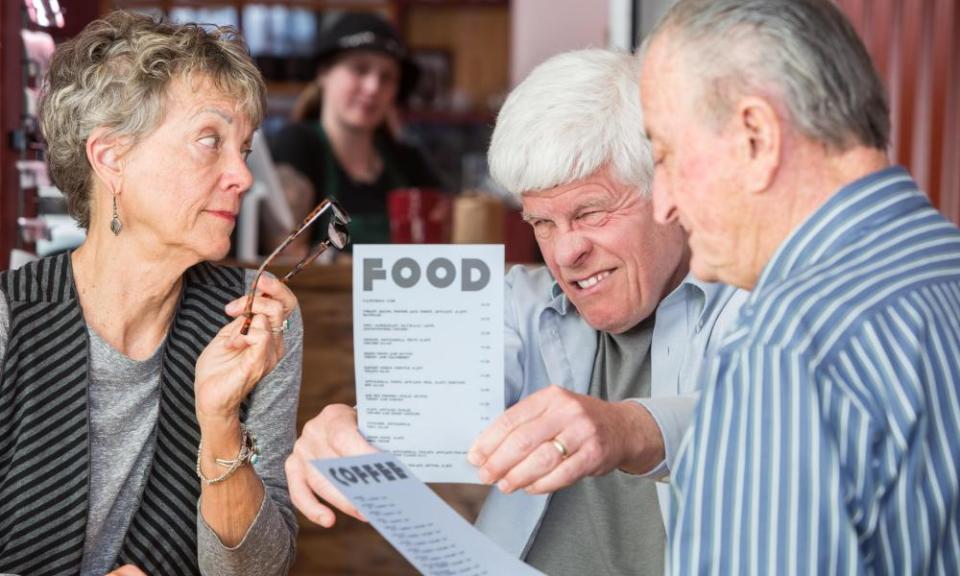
[269,12,442,249]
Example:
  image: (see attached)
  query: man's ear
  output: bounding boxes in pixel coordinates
[86,127,127,193]
[734,95,781,194]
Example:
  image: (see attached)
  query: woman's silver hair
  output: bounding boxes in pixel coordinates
[488,49,653,198]
[39,10,266,229]
[649,0,889,151]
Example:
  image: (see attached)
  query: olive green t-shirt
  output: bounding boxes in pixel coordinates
[524,314,665,576]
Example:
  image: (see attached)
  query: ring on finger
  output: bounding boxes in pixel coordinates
[551,437,569,459]
[271,318,289,334]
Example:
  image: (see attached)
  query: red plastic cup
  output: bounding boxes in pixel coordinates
[387,188,452,244]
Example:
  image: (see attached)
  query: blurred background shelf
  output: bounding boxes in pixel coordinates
[100,0,511,199]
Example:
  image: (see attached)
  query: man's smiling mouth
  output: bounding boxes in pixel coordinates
[575,270,612,289]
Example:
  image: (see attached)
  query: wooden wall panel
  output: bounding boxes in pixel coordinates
[926,0,952,210]
[404,5,510,111]
[864,0,895,81]
[836,0,960,222]
[935,0,959,222]
[943,0,960,224]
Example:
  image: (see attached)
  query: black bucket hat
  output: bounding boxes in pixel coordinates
[315,12,420,103]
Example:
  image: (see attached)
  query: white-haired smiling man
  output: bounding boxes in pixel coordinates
[285,48,745,576]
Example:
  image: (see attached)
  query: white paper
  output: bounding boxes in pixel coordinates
[353,245,504,483]
[313,454,544,576]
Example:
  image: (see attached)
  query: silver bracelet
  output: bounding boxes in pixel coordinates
[196,423,261,485]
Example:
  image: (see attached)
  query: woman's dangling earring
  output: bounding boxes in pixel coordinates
[110,194,122,236]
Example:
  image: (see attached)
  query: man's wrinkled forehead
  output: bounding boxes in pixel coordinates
[639,32,674,89]
[639,32,690,127]
[520,171,638,217]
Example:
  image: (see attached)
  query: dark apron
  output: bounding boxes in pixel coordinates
[315,124,407,245]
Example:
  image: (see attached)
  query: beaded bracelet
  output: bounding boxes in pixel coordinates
[196,423,261,485]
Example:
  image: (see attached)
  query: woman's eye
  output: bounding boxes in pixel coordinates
[242,148,253,161]
[198,135,220,149]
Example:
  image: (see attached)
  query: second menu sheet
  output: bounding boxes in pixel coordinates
[353,244,504,483]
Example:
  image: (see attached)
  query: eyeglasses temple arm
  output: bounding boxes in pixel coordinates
[240,199,344,335]
[281,239,333,282]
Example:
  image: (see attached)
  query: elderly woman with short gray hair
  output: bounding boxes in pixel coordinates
[0,11,300,576]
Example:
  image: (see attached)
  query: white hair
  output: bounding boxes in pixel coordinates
[488,49,653,198]
[650,0,889,151]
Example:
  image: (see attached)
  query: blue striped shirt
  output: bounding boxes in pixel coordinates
[669,166,960,575]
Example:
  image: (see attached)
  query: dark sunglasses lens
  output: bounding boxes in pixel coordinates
[329,200,351,224]
[328,220,349,249]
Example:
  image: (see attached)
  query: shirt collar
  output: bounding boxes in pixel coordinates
[665,273,732,330]
[752,165,918,297]
[689,274,724,324]
[548,279,569,314]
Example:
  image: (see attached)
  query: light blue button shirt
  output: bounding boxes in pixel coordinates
[669,166,960,575]
[476,265,745,558]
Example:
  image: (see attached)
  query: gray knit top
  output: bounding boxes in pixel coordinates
[0,269,301,576]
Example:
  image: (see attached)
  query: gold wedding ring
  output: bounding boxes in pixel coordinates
[551,438,569,459]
